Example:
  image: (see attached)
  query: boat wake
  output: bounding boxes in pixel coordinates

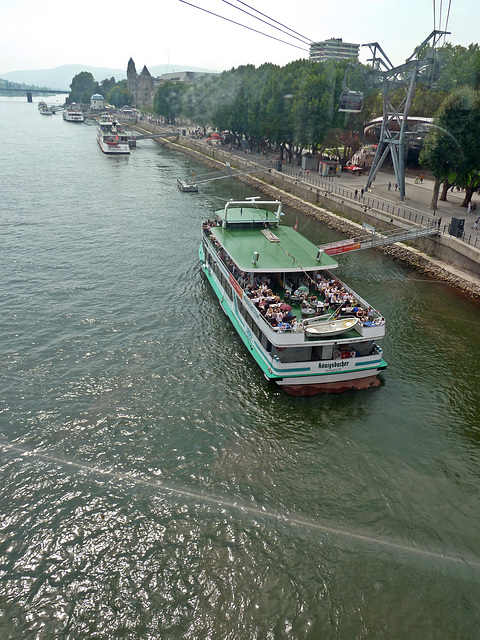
[0,440,478,572]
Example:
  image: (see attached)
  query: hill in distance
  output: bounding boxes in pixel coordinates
[0,63,219,90]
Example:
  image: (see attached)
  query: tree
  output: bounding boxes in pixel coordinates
[153,81,188,124]
[437,43,480,92]
[99,77,118,98]
[420,87,480,208]
[68,71,97,104]
[107,86,133,108]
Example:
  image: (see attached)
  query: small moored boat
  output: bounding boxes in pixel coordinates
[177,179,198,192]
[304,316,359,338]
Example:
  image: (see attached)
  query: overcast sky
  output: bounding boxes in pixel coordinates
[0,0,476,74]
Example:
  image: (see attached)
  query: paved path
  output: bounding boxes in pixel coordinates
[139,121,480,243]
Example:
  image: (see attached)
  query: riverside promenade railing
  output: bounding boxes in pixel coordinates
[280,166,480,250]
[147,128,480,251]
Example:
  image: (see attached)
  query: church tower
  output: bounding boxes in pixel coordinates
[127,58,137,105]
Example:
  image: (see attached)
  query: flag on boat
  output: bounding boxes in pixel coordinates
[294,217,298,231]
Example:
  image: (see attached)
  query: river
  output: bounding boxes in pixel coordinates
[0,96,479,639]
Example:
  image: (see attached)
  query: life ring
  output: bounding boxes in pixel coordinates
[333,350,341,359]
[341,351,350,359]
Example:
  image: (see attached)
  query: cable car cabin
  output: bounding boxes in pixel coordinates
[338,91,364,113]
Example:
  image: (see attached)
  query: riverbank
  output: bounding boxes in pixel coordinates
[132,122,480,300]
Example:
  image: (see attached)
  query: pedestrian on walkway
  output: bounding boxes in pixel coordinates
[388,181,391,191]
[438,217,442,229]
[472,217,479,230]
[354,188,358,199]
[361,188,364,198]
[420,174,424,183]
[467,202,472,214]
[395,183,398,191]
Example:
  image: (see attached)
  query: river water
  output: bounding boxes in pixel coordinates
[1,97,479,639]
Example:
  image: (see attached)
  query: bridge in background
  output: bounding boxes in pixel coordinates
[1,87,70,94]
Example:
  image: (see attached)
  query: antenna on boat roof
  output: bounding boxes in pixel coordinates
[245,196,261,201]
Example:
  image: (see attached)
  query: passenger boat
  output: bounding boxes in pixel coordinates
[199,198,387,395]
[96,116,130,154]
[63,105,84,122]
[38,101,53,115]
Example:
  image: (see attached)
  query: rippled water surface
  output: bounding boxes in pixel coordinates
[1,98,480,639]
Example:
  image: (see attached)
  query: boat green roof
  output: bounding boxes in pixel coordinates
[210,206,338,273]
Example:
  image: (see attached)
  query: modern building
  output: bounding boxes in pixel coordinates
[309,38,360,62]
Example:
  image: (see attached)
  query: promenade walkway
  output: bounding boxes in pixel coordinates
[135,119,480,256]
[220,144,480,246]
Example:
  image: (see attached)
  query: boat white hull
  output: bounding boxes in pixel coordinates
[200,246,386,395]
[97,137,130,155]
[63,114,84,122]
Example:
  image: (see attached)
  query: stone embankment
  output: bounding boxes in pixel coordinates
[133,122,480,301]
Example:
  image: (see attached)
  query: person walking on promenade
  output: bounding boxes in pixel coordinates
[472,217,479,230]
[388,181,391,191]
[438,217,442,229]
[467,202,472,214]
[354,188,358,199]
[361,188,364,198]
[395,183,398,191]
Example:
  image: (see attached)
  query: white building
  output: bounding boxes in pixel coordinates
[309,38,360,62]
[90,93,105,110]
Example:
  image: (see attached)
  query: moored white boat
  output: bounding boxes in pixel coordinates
[38,101,53,115]
[200,198,387,395]
[96,116,130,154]
[63,105,84,122]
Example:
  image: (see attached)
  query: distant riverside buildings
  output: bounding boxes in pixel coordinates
[309,38,360,62]
[127,58,216,109]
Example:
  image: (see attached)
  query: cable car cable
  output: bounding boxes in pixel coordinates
[231,0,314,44]
[178,0,310,52]
[221,0,311,46]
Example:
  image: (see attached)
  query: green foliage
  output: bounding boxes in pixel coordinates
[68,71,97,104]
[99,77,117,97]
[107,86,134,108]
[436,43,480,92]
[153,81,188,123]
[420,87,480,199]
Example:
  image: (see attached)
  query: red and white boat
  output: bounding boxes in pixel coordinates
[96,116,130,154]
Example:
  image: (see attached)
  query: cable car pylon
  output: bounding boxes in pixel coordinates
[339,31,449,202]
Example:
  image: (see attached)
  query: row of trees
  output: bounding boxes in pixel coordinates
[67,72,133,107]
[154,59,371,164]
[151,43,480,206]
[420,87,480,207]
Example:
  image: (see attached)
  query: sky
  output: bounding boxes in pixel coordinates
[0,0,477,75]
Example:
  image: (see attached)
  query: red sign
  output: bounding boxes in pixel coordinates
[325,242,361,255]
[229,274,244,298]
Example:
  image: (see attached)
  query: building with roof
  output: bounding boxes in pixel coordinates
[90,93,105,110]
[127,58,218,109]
[309,38,360,62]
[127,58,155,109]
